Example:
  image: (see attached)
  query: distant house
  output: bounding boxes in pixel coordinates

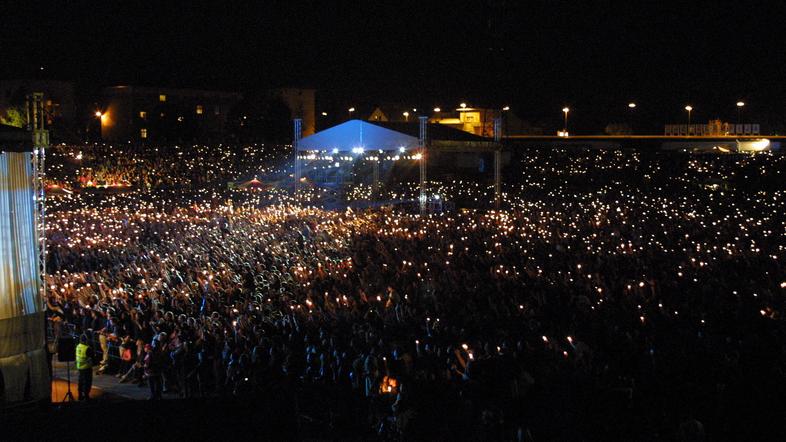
[368,107,389,122]
[365,105,419,123]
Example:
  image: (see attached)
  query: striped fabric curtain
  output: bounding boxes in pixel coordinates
[0,151,48,403]
[0,151,41,320]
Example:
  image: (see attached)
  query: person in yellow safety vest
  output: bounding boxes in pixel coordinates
[75,334,94,401]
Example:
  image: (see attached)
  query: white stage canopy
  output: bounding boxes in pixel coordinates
[297,119,420,152]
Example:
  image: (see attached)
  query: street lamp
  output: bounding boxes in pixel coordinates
[736,101,745,127]
[91,110,105,142]
[562,107,570,134]
[348,107,355,119]
[403,111,410,122]
[460,102,467,109]
[433,107,441,113]
[321,111,328,116]
[685,105,693,135]
[627,103,637,133]
[501,106,510,138]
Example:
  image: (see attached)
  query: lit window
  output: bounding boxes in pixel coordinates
[159,94,166,102]
[139,111,147,119]
[140,128,148,139]
[196,105,204,115]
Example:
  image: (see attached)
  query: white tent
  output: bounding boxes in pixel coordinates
[292,117,503,212]
[297,119,419,152]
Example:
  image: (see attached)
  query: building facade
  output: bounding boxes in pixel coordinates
[100,86,243,142]
[361,105,539,137]
[273,88,316,136]
[430,107,499,137]
[664,119,760,136]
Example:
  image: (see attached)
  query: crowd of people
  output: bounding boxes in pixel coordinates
[42,143,786,440]
[46,143,291,190]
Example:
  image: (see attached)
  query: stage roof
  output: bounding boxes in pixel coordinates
[298,119,420,152]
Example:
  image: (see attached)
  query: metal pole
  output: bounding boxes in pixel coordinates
[493,117,502,209]
[418,116,428,215]
[494,150,501,209]
[372,158,379,198]
[293,118,302,190]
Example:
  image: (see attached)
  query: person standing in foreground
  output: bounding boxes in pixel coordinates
[75,334,94,401]
[144,344,164,400]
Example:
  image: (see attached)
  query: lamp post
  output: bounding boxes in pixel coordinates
[403,111,410,122]
[627,103,636,134]
[736,101,745,130]
[562,107,570,134]
[93,111,104,141]
[319,111,328,131]
[348,107,355,120]
[685,105,693,135]
[502,106,510,137]
[433,107,441,113]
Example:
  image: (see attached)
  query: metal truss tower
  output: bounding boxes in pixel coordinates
[419,116,428,215]
[26,93,48,304]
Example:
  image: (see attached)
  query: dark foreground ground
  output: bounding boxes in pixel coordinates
[2,387,785,442]
[2,394,302,441]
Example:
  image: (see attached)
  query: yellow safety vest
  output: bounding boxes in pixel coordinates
[75,343,92,370]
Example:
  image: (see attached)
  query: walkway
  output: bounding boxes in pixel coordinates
[51,360,151,402]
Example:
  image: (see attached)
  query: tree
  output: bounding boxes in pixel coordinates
[0,106,25,128]
[604,123,632,135]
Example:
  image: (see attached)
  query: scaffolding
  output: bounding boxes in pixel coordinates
[419,116,428,215]
[293,118,302,188]
[26,93,48,305]
[493,117,502,209]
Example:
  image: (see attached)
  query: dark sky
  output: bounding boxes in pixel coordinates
[3,1,786,132]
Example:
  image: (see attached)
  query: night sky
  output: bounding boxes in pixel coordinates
[3,1,786,133]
